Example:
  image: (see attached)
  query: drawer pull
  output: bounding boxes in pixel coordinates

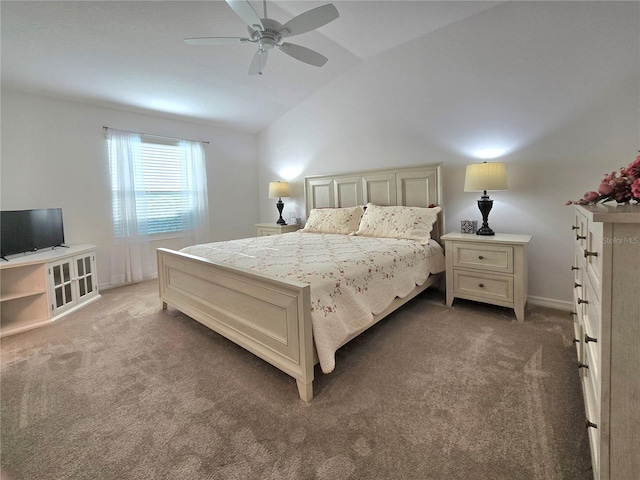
[586,420,598,429]
[478,283,484,288]
[572,225,579,231]
[478,255,484,260]
[571,266,579,271]
[585,334,598,344]
[578,363,589,370]
[572,338,580,344]
[576,234,586,240]
[574,282,581,289]
[577,297,588,305]
[584,249,598,258]
[570,311,577,317]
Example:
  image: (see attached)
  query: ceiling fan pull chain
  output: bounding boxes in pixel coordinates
[263,0,267,18]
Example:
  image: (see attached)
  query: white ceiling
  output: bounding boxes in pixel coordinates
[1,1,502,133]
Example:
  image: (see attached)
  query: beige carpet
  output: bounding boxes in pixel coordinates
[1,280,591,479]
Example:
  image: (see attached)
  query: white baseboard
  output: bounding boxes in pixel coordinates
[98,273,158,291]
[528,295,573,312]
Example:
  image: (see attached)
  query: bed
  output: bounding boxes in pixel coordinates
[157,163,445,401]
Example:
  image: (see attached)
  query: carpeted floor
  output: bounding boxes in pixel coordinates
[1,280,592,480]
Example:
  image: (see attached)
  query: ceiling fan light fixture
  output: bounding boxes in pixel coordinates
[258,37,276,50]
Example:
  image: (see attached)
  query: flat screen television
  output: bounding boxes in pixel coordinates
[1,208,65,259]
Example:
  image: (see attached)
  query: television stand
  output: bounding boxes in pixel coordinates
[0,244,99,337]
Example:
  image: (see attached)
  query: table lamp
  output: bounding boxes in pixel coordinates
[268,181,290,225]
[464,162,508,236]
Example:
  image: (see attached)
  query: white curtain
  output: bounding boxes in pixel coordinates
[107,130,153,285]
[180,140,210,245]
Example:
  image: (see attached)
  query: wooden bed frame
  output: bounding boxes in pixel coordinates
[157,163,444,402]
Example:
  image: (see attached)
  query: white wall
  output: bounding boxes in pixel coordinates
[258,1,640,307]
[1,91,259,288]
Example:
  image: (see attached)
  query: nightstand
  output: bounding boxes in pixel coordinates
[441,232,532,322]
[255,223,301,236]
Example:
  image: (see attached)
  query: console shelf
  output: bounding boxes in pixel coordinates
[0,244,99,337]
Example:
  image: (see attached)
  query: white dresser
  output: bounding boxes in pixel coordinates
[571,204,640,480]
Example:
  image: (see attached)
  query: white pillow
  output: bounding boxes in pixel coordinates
[355,203,441,244]
[302,206,365,234]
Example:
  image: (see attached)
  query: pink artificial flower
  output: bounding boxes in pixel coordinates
[598,183,614,195]
[631,178,640,199]
[627,156,640,178]
[583,191,599,202]
[614,190,629,202]
[567,154,640,205]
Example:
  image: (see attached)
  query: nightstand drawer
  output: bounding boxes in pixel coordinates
[452,243,514,274]
[258,226,283,236]
[255,223,300,236]
[453,271,514,302]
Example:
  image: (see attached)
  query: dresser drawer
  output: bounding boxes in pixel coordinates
[572,310,583,363]
[585,222,603,295]
[453,271,514,302]
[587,422,600,479]
[573,209,589,250]
[572,291,585,364]
[451,243,514,274]
[582,366,600,475]
[584,336,600,393]
[584,278,602,345]
[583,354,601,420]
[573,245,585,286]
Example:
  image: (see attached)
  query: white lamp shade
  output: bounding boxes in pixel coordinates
[269,181,290,198]
[464,162,508,192]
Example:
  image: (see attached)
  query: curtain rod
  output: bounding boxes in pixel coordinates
[103,126,209,144]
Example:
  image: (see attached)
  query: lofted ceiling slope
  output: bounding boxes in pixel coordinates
[1,1,502,133]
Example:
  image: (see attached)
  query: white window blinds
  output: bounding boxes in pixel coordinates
[108,132,209,238]
[139,138,188,235]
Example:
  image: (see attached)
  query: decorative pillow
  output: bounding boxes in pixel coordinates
[355,203,441,244]
[302,206,365,235]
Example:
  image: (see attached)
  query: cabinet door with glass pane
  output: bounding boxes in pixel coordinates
[74,252,96,301]
[48,251,97,317]
[49,257,75,315]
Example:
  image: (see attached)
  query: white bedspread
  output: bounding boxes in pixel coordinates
[181,232,445,374]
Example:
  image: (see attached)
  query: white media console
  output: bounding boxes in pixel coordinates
[0,244,99,337]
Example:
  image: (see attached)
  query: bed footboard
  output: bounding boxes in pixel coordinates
[157,248,315,401]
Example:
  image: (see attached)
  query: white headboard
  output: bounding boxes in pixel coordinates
[304,163,444,243]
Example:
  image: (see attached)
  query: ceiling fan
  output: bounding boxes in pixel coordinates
[185,0,339,75]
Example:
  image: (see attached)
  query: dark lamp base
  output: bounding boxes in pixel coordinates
[476,194,496,236]
[275,198,287,225]
[476,226,495,236]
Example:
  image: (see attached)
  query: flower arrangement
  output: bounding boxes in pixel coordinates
[567,153,640,205]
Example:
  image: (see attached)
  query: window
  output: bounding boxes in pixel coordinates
[108,131,209,239]
[138,138,188,235]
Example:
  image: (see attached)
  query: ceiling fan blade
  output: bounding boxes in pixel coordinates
[185,37,251,45]
[279,4,339,38]
[226,0,264,31]
[279,42,328,67]
[249,49,268,75]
